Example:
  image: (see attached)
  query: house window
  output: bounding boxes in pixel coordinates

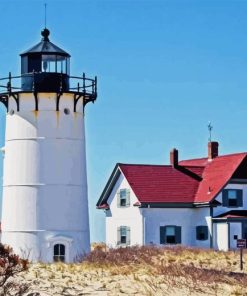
[222,189,243,208]
[160,226,181,244]
[117,189,130,207]
[53,244,65,262]
[166,226,176,243]
[196,226,208,241]
[117,226,130,245]
[120,227,127,244]
[228,190,238,206]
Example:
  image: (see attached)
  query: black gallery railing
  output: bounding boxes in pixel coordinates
[0,72,97,112]
[0,72,97,96]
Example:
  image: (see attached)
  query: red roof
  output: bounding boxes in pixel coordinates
[119,164,204,203]
[191,153,247,202]
[97,152,247,206]
[179,157,209,167]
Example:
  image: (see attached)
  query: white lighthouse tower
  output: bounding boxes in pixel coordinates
[0,28,97,262]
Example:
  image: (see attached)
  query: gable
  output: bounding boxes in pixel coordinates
[232,156,247,179]
[96,164,121,208]
[195,153,247,203]
[106,173,140,214]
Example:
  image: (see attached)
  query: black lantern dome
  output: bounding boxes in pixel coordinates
[20,28,70,92]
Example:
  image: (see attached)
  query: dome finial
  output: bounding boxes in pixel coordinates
[41,28,50,41]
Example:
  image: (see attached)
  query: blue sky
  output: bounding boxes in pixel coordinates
[1,0,247,241]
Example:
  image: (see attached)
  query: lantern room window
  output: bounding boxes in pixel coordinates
[41,55,69,74]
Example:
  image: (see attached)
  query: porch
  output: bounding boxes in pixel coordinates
[213,210,247,251]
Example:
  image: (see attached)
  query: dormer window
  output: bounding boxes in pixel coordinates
[117,189,130,207]
[222,189,243,208]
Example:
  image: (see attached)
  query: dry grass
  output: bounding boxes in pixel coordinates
[17,245,247,295]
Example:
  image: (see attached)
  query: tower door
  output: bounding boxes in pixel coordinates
[53,244,65,262]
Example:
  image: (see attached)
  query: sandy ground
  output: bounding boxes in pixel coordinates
[11,246,247,296]
[17,262,246,296]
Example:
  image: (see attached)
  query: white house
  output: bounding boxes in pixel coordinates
[97,142,247,251]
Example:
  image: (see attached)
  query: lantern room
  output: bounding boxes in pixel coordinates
[20,28,70,92]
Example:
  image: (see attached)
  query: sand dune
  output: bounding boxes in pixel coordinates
[17,246,247,296]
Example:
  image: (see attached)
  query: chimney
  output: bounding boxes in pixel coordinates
[170,148,178,167]
[208,141,219,160]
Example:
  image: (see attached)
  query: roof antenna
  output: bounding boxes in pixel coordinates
[44,3,47,28]
[208,121,213,142]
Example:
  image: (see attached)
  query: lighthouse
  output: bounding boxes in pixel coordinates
[0,29,97,262]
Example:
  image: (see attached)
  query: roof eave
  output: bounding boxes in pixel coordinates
[20,40,70,57]
[20,52,71,57]
[96,203,110,210]
[139,202,196,208]
[96,164,121,207]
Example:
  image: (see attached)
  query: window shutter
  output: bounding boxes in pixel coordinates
[222,190,228,207]
[160,226,166,244]
[196,226,201,240]
[175,226,182,244]
[126,227,131,245]
[237,190,243,207]
[117,191,120,207]
[126,189,130,207]
[117,227,120,245]
[204,226,208,240]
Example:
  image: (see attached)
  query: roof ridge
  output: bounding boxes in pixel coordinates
[181,152,247,163]
[119,163,205,171]
[182,165,206,168]
[216,152,247,158]
[119,153,247,168]
[118,163,171,167]
[180,157,207,162]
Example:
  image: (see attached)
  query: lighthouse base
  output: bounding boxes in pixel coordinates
[1,230,90,263]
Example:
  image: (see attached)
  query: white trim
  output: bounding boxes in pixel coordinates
[3,184,83,187]
[46,235,73,263]
[6,137,83,141]
[143,215,145,245]
[100,167,121,203]
[2,230,85,232]
[47,235,73,243]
